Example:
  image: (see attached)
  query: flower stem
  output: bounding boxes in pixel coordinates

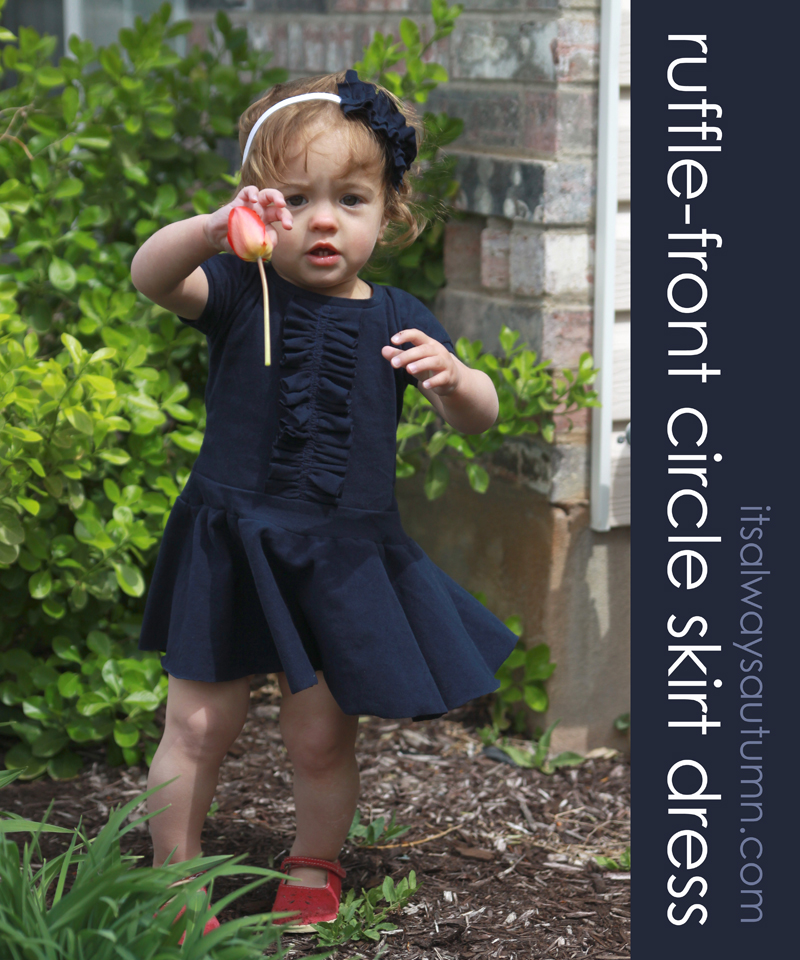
[257,258,270,366]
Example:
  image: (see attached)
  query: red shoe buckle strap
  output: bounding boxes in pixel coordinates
[279,856,347,881]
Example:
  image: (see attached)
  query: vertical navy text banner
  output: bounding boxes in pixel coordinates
[631,2,796,956]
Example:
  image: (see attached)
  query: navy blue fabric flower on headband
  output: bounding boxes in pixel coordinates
[337,69,417,191]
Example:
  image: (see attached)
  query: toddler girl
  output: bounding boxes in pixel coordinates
[131,69,517,931]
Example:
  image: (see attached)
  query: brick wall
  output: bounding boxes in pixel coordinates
[431,0,599,502]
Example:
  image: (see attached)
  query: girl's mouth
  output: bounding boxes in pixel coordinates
[306,244,341,265]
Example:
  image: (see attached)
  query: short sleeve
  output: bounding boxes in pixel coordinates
[177,252,253,338]
[397,296,458,389]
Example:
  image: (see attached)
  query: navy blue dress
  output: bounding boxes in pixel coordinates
[138,254,518,718]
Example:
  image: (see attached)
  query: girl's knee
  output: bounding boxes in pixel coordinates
[163,679,250,762]
[167,707,240,761]
[281,715,356,776]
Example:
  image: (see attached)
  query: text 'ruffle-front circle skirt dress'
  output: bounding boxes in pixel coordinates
[138,255,518,719]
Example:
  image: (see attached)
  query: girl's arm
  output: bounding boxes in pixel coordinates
[130,215,217,320]
[384,331,499,434]
[130,188,293,319]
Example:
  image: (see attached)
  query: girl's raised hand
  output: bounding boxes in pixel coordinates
[382,329,461,396]
[203,186,293,254]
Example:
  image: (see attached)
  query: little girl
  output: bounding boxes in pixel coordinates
[131,69,518,931]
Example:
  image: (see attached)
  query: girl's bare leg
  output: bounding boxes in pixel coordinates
[147,675,252,866]
[277,671,360,887]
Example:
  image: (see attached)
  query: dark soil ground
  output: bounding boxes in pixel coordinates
[2,678,630,959]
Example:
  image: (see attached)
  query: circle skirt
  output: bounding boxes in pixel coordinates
[138,470,519,719]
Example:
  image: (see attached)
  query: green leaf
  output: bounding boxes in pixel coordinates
[97,450,131,465]
[61,332,84,366]
[36,65,65,87]
[87,630,112,658]
[423,457,449,500]
[28,570,53,599]
[396,423,426,441]
[76,136,111,150]
[57,672,83,698]
[0,206,11,240]
[0,508,25,546]
[17,497,40,516]
[53,178,84,199]
[169,430,204,453]
[31,729,69,758]
[43,476,64,498]
[445,434,474,458]
[4,426,43,442]
[123,163,149,186]
[90,347,117,363]
[427,429,448,457]
[103,478,121,502]
[523,684,548,712]
[499,743,535,768]
[42,597,66,619]
[49,257,78,292]
[77,693,113,717]
[62,85,80,124]
[123,690,161,710]
[3,742,47,779]
[65,406,95,435]
[395,454,415,478]
[499,326,520,355]
[48,750,83,780]
[113,720,140,748]
[400,18,421,49]
[21,696,50,721]
[548,751,585,769]
[466,462,489,493]
[0,178,31,213]
[84,374,116,397]
[0,542,20,564]
[115,563,145,597]
[24,458,46,477]
[52,637,82,665]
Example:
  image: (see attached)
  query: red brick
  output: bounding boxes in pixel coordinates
[444,217,484,288]
[553,18,599,83]
[481,221,511,290]
[523,90,557,155]
[542,310,593,369]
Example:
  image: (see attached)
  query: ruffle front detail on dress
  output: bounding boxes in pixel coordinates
[263,301,360,504]
[139,472,519,719]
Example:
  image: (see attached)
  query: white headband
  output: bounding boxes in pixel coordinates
[241,92,342,167]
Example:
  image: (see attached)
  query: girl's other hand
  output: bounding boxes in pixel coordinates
[204,187,294,254]
[382,329,460,396]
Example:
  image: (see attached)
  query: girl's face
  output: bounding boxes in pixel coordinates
[268,123,388,299]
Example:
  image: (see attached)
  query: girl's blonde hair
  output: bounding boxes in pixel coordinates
[235,71,425,249]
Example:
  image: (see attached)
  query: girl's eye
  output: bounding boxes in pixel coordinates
[286,195,306,207]
[341,195,362,207]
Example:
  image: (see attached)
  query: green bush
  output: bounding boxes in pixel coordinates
[398,327,598,499]
[0,2,292,777]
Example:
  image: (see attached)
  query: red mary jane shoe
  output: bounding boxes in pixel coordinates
[271,856,347,933]
[174,889,220,945]
[155,873,221,945]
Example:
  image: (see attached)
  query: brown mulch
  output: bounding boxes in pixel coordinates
[1,678,630,959]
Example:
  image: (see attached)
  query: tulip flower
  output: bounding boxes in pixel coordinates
[227,206,274,365]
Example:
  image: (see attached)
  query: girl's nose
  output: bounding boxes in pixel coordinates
[308,199,337,230]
